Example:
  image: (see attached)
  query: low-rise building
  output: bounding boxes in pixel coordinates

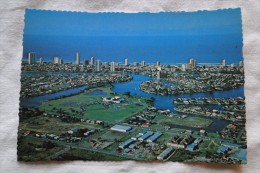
[157,147,175,160]
[216,146,229,154]
[138,131,153,142]
[221,142,241,149]
[167,135,194,149]
[110,124,132,133]
[227,149,246,163]
[119,139,135,149]
[131,134,142,141]
[146,132,162,143]
[186,143,198,152]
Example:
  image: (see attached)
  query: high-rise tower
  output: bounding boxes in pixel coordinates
[53,57,59,64]
[28,52,36,64]
[110,61,115,71]
[96,60,102,71]
[124,58,128,66]
[76,52,80,65]
[90,57,95,65]
[221,59,226,67]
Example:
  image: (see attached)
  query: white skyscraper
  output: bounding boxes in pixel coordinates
[90,57,95,65]
[75,52,80,65]
[96,60,102,71]
[189,58,196,68]
[157,66,162,80]
[181,64,187,71]
[59,58,63,64]
[221,59,226,67]
[39,57,43,64]
[53,57,59,64]
[28,52,36,64]
[141,61,146,66]
[156,61,160,67]
[110,61,115,71]
[124,58,129,66]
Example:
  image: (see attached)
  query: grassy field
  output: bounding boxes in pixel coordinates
[156,115,213,128]
[155,133,172,144]
[169,150,194,162]
[19,116,101,134]
[17,136,64,161]
[60,148,128,161]
[40,86,148,123]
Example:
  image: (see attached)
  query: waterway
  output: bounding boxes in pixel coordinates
[111,74,244,132]
[112,74,244,112]
[20,74,244,132]
[20,85,88,107]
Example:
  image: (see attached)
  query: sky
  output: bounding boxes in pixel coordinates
[23,8,243,64]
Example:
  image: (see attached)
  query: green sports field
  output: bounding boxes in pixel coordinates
[40,87,148,123]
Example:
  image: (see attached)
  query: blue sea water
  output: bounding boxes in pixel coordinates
[23,35,243,65]
[23,9,243,65]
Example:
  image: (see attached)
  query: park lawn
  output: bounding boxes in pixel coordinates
[41,86,111,111]
[158,116,213,128]
[40,86,148,123]
[83,102,146,123]
[41,94,102,113]
[86,104,106,110]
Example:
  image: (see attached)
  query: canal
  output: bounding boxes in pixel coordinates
[20,74,244,132]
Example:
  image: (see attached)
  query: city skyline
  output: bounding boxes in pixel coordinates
[25,51,243,66]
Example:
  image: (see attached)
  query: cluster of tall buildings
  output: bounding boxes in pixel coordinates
[26,52,150,69]
[221,59,243,67]
[26,52,244,73]
[181,58,197,71]
[53,57,63,64]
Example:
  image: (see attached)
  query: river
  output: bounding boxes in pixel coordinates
[111,74,244,132]
[20,85,88,107]
[112,74,244,112]
[20,74,244,132]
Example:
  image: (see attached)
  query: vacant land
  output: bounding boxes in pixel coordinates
[17,136,64,161]
[157,116,213,128]
[19,116,100,134]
